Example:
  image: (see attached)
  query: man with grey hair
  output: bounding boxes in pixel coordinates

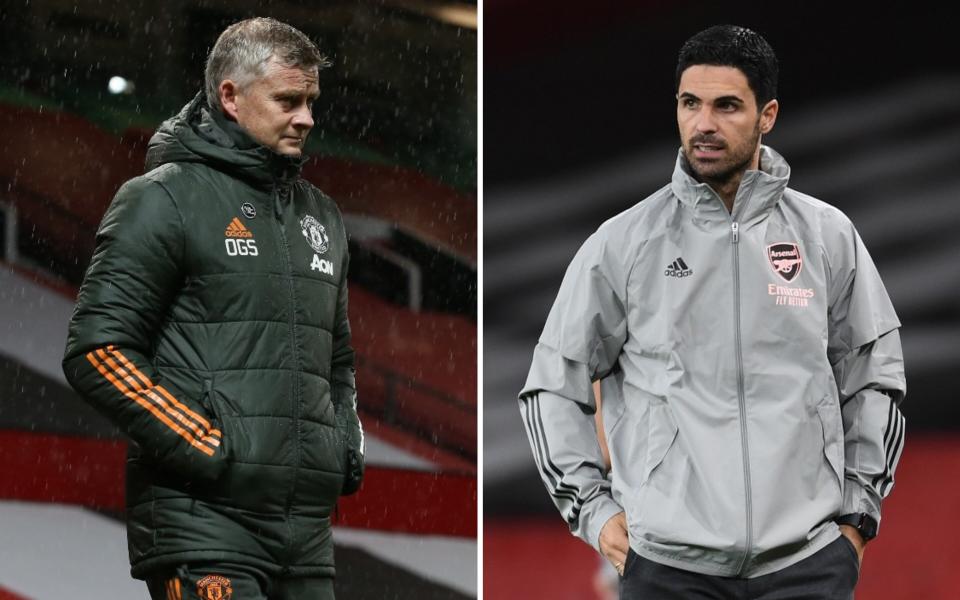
[62,17,363,599]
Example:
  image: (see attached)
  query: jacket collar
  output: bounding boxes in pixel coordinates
[146,92,306,190]
[670,145,791,223]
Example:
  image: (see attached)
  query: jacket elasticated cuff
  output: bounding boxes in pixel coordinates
[841,478,882,531]
[581,493,625,553]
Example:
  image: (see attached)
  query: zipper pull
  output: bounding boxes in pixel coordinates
[731,221,739,243]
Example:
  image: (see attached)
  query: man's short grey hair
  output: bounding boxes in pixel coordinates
[205,17,330,111]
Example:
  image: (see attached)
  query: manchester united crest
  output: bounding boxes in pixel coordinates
[197,574,233,600]
[300,215,329,255]
[767,242,803,282]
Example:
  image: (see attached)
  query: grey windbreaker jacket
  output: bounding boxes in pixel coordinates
[519,146,906,577]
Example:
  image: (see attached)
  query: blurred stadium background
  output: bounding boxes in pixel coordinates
[484,1,960,599]
[0,1,476,598]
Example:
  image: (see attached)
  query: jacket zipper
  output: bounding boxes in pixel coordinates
[731,220,754,575]
[274,184,302,559]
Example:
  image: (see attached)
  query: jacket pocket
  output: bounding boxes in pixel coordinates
[816,401,844,490]
[640,402,679,486]
[200,378,220,423]
[199,377,230,461]
[600,372,626,439]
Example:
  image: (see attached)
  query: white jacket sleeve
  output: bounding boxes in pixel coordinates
[518,230,628,551]
[827,223,906,532]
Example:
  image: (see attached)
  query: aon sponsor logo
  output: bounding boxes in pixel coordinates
[311,254,334,275]
[225,238,258,256]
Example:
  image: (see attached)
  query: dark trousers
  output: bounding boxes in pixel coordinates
[620,536,859,600]
[145,562,335,600]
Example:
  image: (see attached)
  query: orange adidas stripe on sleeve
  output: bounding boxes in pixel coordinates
[86,350,216,456]
[105,347,221,448]
[96,348,217,446]
[108,346,217,433]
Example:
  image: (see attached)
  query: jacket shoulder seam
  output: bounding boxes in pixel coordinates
[604,184,672,306]
[140,172,188,264]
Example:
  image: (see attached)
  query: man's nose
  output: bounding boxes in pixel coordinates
[695,108,718,133]
[292,105,314,130]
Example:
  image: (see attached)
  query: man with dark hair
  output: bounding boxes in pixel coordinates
[519,24,905,599]
[63,17,362,599]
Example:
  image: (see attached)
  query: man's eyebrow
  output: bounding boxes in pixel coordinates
[714,95,745,105]
[678,92,745,105]
[272,89,320,102]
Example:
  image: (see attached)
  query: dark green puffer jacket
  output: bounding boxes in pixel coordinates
[62,92,364,579]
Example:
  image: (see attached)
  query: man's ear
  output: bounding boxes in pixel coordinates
[219,80,241,120]
[759,99,779,135]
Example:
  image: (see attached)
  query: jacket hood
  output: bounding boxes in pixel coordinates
[671,145,791,223]
[145,92,305,188]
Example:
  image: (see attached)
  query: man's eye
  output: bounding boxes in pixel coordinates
[682,99,698,108]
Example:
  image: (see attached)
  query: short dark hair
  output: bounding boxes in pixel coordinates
[675,25,778,107]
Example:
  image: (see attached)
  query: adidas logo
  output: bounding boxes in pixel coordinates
[664,257,692,278]
[225,217,253,238]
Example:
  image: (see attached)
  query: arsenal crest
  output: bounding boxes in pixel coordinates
[300,215,329,254]
[767,243,803,282]
[197,574,233,600]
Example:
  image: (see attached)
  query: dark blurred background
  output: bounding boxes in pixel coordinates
[0,1,476,598]
[483,2,960,599]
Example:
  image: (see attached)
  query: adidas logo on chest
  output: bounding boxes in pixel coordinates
[664,257,692,278]
[223,217,258,256]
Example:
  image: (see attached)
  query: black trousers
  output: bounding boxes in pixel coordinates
[145,562,335,600]
[620,536,859,600]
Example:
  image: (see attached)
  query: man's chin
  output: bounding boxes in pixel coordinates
[688,157,728,180]
[684,149,718,170]
[275,144,304,157]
